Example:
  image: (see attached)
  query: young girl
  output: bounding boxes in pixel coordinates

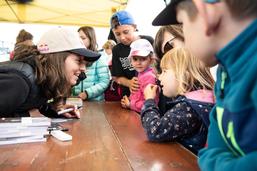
[121,39,159,113]
[0,27,100,118]
[141,47,215,154]
[102,39,116,66]
[72,26,110,101]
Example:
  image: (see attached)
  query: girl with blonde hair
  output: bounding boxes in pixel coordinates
[141,47,215,154]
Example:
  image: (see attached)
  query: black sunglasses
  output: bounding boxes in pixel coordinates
[163,37,176,54]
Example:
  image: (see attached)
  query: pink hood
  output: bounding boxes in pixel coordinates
[185,90,215,104]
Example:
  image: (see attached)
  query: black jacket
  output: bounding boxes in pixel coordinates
[0,61,58,117]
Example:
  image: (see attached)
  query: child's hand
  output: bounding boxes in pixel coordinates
[129,77,139,93]
[144,84,158,100]
[121,95,130,109]
[78,92,87,100]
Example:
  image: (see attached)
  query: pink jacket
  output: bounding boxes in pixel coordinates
[129,67,159,113]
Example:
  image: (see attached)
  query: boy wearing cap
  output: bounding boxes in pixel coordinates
[0,27,100,118]
[153,0,257,170]
[121,39,158,113]
[110,10,154,98]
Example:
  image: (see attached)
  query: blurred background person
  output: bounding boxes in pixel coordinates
[102,39,116,66]
[72,26,110,101]
[10,29,34,61]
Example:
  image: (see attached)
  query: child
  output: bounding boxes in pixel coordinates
[102,39,116,66]
[72,26,110,101]
[121,39,159,113]
[152,0,257,170]
[110,10,154,97]
[141,47,215,154]
[154,24,185,115]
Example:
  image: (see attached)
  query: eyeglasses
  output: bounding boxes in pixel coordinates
[163,37,176,55]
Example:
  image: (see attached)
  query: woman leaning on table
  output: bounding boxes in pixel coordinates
[0,27,100,118]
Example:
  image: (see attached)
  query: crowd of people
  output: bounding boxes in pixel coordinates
[0,0,256,170]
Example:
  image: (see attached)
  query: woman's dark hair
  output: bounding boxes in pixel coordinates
[154,25,184,60]
[16,46,72,101]
[13,44,39,60]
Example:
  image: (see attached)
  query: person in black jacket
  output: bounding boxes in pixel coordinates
[0,27,100,118]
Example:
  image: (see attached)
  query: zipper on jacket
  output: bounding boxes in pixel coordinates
[220,70,227,99]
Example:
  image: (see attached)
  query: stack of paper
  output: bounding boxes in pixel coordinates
[65,97,83,108]
[0,117,51,145]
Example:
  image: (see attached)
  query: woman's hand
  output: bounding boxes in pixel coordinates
[57,104,81,118]
[144,84,158,100]
[121,95,130,109]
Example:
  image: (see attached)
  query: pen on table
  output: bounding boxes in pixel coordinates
[57,106,82,115]
[47,127,69,132]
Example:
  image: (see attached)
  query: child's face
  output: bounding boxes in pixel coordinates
[176,7,218,67]
[159,68,178,97]
[112,25,137,46]
[131,56,152,73]
[65,53,86,86]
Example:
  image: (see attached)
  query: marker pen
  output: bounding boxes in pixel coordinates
[57,106,82,115]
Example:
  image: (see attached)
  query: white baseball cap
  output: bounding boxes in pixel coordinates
[37,27,100,62]
[129,39,153,58]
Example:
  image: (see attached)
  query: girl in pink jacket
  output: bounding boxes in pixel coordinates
[121,39,159,113]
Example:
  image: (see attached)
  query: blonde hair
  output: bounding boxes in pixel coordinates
[160,47,214,96]
[102,39,116,50]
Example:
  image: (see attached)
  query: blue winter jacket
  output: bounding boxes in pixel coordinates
[198,19,257,171]
[72,53,110,101]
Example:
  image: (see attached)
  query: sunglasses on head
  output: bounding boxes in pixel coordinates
[163,37,176,55]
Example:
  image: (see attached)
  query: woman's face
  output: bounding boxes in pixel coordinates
[112,25,137,46]
[159,68,178,97]
[161,31,184,54]
[79,30,90,49]
[65,53,86,86]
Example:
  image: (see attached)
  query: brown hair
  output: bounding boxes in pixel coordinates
[15,29,33,45]
[154,25,184,73]
[78,26,98,52]
[225,0,257,18]
[160,47,214,96]
[154,25,184,60]
[177,0,257,20]
[13,44,39,60]
[16,46,72,102]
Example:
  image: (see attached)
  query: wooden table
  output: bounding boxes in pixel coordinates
[0,102,200,171]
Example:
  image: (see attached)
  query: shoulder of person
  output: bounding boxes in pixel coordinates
[0,61,35,83]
